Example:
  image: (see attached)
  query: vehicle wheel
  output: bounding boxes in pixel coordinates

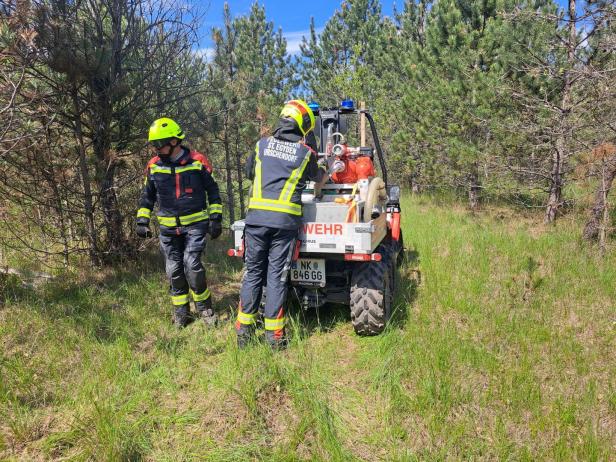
[350,259,393,335]
[383,245,397,295]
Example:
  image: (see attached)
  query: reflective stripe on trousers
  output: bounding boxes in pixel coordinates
[159,223,210,308]
[237,225,297,334]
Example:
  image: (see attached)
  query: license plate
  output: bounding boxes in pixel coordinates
[290,258,325,286]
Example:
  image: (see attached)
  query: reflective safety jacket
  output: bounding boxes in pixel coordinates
[136,147,222,230]
[245,136,323,230]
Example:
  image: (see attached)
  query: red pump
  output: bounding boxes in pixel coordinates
[331,145,376,184]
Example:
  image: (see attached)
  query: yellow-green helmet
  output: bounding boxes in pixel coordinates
[280,99,315,136]
[148,117,185,142]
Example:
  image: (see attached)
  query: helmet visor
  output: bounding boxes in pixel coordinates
[150,138,172,149]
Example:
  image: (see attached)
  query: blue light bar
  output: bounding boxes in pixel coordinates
[308,102,320,115]
[340,99,354,110]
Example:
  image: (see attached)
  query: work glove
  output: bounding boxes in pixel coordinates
[136,224,152,239]
[209,220,222,240]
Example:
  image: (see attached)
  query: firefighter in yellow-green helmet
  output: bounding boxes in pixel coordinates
[136,117,222,328]
[236,100,326,349]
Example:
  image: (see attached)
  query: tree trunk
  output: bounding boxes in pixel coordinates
[411,178,421,195]
[92,0,125,260]
[410,146,421,195]
[235,141,245,217]
[545,143,564,223]
[99,161,125,257]
[48,175,70,268]
[71,86,100,266]
[234,124,245,217]
[92,91,125,258]
[223,116,236,224]
[468,165,481,211]
[418,0,427,46]
[583,156,616,241]
[545,0,576,224]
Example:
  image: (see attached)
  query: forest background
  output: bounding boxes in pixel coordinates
[1,0,615,267]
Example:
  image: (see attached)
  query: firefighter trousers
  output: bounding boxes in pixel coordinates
[237,225,297,341]
[159,221,212,314]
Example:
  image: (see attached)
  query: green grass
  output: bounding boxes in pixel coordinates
[1,196,615,460]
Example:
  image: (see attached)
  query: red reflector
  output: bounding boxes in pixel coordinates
[371,253,382,262]
[293,240,301,261]
[344,253,371,261]
[227,249,243,257]
[391,212,401,241]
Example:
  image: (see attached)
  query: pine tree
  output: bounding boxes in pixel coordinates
[1,0,206,264]
[206,2,294,221]
[300,0,394,105]
[386,0,548,206]
[503,0,616,222]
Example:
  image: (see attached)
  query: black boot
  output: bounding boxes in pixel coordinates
[236,324,256,349]
[195,297,218,327]
[265,329,288,351]
[172,304,193,328]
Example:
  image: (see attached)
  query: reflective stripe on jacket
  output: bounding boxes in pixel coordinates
[136,147,222,228]
[248,137,312,215]
[245,135,324,230]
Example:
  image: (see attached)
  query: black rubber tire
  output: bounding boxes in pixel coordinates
[395,231,405,267]
[350,259,393,335]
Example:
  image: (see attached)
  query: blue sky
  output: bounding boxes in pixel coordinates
[195,0,399,55]
[195,0,569,56]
